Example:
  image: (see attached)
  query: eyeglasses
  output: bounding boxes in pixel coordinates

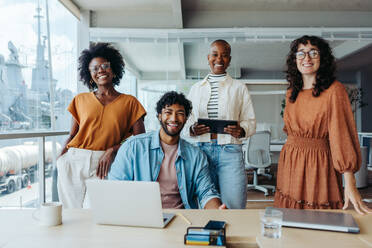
[296,50,320,60]
[89,62,111,74]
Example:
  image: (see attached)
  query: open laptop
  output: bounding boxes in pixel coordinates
[274,208,360,233]
[86,180,175,228]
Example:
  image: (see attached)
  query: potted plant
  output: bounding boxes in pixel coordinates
[345,86,368,113]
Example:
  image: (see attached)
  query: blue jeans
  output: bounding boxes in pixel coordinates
[198,141,247,209]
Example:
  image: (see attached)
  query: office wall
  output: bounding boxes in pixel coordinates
[247,84,287,140]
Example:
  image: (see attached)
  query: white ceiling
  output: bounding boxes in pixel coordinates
[64,0,372,80]
[74,0,372,12]
[73,0,173,11]
[70,0,372,28]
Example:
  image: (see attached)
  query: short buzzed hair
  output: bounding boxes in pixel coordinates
[210,39,231,55]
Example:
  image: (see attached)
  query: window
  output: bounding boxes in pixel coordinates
[0,0,77,207]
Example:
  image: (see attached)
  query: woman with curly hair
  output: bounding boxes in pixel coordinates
[57,42,146,208]
[274,35,371,214]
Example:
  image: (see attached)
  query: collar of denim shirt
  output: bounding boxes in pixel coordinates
[149,129,187,160]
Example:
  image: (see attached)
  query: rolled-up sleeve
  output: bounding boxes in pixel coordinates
[193,152,220,208]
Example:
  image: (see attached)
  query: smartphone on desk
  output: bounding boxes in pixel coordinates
[205,220,226,230]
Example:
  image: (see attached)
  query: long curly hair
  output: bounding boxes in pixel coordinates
[286,35,336,102]
[78,42,125,91]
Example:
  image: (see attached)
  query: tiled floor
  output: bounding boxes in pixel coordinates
[245,165,372,209]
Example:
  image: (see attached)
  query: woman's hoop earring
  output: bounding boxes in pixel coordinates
[90,79,94,85]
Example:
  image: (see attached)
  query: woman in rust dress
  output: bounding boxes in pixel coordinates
[274,35,371,214]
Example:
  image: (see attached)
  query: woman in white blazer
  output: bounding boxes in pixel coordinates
[184,40,256,209]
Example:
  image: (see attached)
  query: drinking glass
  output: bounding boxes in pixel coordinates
[259,208,283,239]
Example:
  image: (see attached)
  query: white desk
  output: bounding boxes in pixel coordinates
[270,144,283,152]
[270,139,285,152]
[1,209,371,248]
[270,141,284,164]
[0,209,258,248]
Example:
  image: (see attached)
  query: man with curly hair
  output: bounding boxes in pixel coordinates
[109,91,226,209]
[57,42,146,208]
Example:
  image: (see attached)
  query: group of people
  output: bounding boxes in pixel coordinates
[56,36,371,215]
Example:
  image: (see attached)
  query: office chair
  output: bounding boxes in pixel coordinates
[244,130,275,196]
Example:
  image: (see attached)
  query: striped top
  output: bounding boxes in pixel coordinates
[207,73,226,119]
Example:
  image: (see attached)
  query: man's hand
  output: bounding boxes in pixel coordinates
[190,122,210,136]
[96,148,115,179]
[204,198,228,209]
[218,204,227,210]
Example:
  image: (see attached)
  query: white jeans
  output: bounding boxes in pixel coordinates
[57,148,105,208]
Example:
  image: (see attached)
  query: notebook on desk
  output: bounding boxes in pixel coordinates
[86,180,175,228]
[275,208,360,233]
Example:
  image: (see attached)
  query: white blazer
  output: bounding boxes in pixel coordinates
[184,74,256,145]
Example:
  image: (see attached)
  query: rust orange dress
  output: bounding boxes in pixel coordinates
[274,81,361,209]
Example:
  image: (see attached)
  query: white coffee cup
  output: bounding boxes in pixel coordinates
[33,202,62,226]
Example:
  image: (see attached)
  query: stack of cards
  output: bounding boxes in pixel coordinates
[184,220,226,246]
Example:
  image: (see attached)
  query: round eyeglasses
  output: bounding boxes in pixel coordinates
[89,62,111,74]
[295,50,320,60]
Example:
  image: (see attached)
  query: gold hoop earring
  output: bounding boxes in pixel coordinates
[90,79,94,85]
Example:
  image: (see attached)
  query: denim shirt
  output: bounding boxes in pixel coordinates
[108,130,220,209]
